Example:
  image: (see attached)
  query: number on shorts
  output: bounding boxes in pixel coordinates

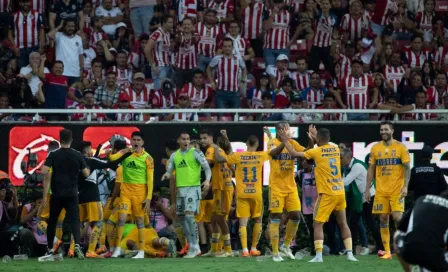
[329,158,338,176]
[242,166,257,183]
[119,203,128,210]
[270,200,280,208]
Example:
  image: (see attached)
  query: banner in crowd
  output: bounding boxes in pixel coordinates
[3,124,447,186]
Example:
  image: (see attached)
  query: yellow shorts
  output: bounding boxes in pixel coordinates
[103,198,121,220]
[314,194,346,223]
[236,197,263,218]
[372,194,404,214]
[79,201,103,222]
[39,194,66,221]
[212,189,234,216]
[195,199,214,223]
[269,189,301,213]
[119,193,146,217]
[120,227,159,250]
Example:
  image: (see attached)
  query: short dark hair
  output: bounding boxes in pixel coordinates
[275,121,289,131]
[91,58,102,67]
[63,18,77,27]
[316,128,330,142]
[113,139,127,151]
[281,77,294,87]
[83,90,94,97]
[182,17,193,25]
[48,140,60,152]
[247,135,259,147]
[60,129,72,144]
[295,56,307,63]
[162,15,175,25]
[436,70,447,79]
[380,121,394,129]
[131,131,143,138]
[416,90,427,97]
[140,34,150,41]
[222,37,234,46]
[205,9,217,15]
[116,50,128,56]
[165,139,178,151]
[0,92,8,99]
[53,60,64,67]
[76,141,92,154]
[192,69,204,77]
[179,132,190,138]
[386,95,398,102]
[199,129,213,137]
[411,35,423,42]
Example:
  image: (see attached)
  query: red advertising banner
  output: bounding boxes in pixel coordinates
[8,126,64,186]
[82,126,140,157]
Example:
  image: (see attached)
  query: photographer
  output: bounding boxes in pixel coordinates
[0,178,19,257]
[20,191,47,256]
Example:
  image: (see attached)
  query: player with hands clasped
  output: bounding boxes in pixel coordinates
[277,126,358,263]
[161,132,211,258]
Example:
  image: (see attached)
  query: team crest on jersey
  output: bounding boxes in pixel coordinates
[75,42,79,47]
[392,150,396,157]
[377,151,381,157]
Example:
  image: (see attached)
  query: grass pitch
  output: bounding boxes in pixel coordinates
[1,255,401,272]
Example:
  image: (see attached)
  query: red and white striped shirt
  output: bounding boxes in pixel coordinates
[30,0,45,14]
[178,0,198,21]
[197,23,220,57]
[206,0,235,34]
[364,10,374,21]
[338,54,352,80]
[112,66,132,89]
[434,46,448,67]
[340,14,368,42]
[340,74,374,109]
[123,87,152,109]
[86,28,109,49]
[371,0,398,26]
[173,112,194,121]
[383,65,405,93]
[83,14,92,30]
[416,11,435,31]
[12,10,43,49]
[72,105,106,121]
[426,85,448,107]
[285,0,304,14]
[0,0,10,12]
[150,27,171,66]
[181,83,212,108]
[242,2,264,40]
[175,35,198,70]
[313,13,337,48]
[209,55,246,92]
[406,104,437,120]
[264,9,291,50]
[302,87,327,109]
[249,88,264,108]
[113,104,135,121]
[293,71,310,91]
[266,65,292,88]
[151,90,176,109]
[403,49,431,68]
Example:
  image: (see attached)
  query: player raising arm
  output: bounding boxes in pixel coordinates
[365,121,411,260]
[277,127,358,263]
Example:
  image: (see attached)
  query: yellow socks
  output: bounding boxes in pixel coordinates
[343,237,353,251]
[269,219,280,255]
[284,220,299,247]
[115,224,124,248]
[314,240,324,258]
[218,235,224,252]
[380,224,391,253]
[222,233,232,253]
[99,220,107,247]
[174,223,186,248]
[138,226,145,251]
[69,236,75,251]
[211,233,220,253]
[55,224,63,240]
[239,226,248,250]
[88,224,102,253]
[251,222,262,250]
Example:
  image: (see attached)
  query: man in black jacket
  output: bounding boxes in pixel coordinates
[409,146,447,201]
[75,141,131,259]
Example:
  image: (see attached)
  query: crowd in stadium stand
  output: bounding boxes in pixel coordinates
[0,0,447,122]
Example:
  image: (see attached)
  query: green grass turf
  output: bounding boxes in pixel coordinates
[1,255,401,272]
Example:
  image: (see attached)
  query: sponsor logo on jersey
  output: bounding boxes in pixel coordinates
[177,159,187,168]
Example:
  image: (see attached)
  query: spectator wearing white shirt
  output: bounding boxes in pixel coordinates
[95,0,124,37]
[19,52,49,97]
[48,19,84,86]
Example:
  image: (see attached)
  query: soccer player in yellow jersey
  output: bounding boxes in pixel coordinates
[365,121,411,260]
[226,135,269,257]
[266,122,312,262]
[278,127,358,263]
[111,131,154,259]
[200,129,234,257]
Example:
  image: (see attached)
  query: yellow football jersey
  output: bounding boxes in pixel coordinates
[304,144,345,196]
[369,140,410,196]
[206,146,228,191]
[227,151,269,198]
[116,166,123,183]
[268,138,305,192]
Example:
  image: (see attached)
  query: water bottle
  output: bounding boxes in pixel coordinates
[2,255,11,264]
[294,251,304,260]
[13,254,28,261]
[53,254,63,262]
[301,248,311,257]
[256,256,265,262]
[264,248,272,257]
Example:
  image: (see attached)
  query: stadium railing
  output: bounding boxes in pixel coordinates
[2,108,448,122]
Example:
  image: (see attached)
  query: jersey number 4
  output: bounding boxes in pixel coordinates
[242,167,257,183]
[329,158,338,176]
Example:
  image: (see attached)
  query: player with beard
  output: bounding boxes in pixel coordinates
[365,121,411,260]
[162,132,211,258]
[394,190,448,272]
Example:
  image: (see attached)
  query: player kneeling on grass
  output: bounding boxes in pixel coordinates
[162,132,211,258]
[394,190,448,272]
[278,127,358,263]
